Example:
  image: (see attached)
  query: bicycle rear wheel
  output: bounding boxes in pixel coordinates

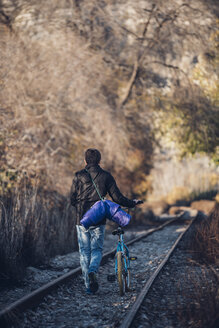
[117,251,125,296]
[123,255,131,291]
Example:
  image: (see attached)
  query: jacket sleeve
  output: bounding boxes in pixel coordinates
[107,173,135,208]
[70,174,79,206]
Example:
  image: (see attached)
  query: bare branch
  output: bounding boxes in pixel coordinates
[118,4,157,108]
[118,59,139,108]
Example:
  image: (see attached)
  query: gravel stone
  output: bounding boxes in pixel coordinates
[11,220,190,328]
[0,228,146,310]
[132,222,218,328]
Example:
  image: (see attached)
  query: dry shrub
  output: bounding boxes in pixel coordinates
[0,180,76,280]
[191,203,219,264]
[191,199,216,215]
[177,266,219,328]
[164,186,191,205]
[174,205,219,327]
[0,28,107,191]
[0,12,154,195]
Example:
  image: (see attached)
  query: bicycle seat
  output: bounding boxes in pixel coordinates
[112,227,124,235]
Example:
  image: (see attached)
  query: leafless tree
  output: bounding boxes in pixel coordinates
[0,0,218,195]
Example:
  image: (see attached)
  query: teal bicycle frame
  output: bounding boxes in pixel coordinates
[109,206,141,295]
[109,227,137,295]
[115,232,130,276]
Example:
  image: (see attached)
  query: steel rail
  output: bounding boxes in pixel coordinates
[119,217,196,328]
[102,214,184,264]
[0,215,183,327]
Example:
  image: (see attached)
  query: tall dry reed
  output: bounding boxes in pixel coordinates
[0,181,77,280]
[191,203,219,264]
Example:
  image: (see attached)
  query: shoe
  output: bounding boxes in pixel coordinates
[88,272,99,293]
[86,287,95,295]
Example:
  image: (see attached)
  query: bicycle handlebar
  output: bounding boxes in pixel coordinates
[134,200,144,205]
[122,200,144,212]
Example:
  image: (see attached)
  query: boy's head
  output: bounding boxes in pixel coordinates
[85,148,101,165]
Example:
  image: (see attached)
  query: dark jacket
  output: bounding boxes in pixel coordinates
[70,164,135,225]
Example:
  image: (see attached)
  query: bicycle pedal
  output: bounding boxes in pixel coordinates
[129,256,137,261]
[107,274,116,282]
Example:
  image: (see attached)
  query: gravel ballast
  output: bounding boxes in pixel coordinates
[12,220,191,328]
[132,215,219,328]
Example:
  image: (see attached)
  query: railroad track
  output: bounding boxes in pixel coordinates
[119,216,195,328]
[0,213,196,327]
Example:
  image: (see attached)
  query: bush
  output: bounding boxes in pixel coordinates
[191,203,219,264]
[177,267,219,328]
[0,184,77,280]
[177,206,219,328]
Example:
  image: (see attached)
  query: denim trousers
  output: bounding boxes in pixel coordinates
[76,224,105,288]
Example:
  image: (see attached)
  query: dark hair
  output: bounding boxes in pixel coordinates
[85,148,101,165]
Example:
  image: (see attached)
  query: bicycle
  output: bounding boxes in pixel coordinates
[108,226,137,296]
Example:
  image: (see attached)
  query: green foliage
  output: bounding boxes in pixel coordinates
[160,101,219,160]
[154,27,219,163]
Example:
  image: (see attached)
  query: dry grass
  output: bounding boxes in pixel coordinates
[174,207,219,328]
[0,24,154,196]
[0,180,77,280]
[176,204,219,327]
[177,266,219,328]
[0,2,155,195]
[191,203,219,264]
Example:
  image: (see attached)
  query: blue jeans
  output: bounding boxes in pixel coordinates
[76,224,105,288]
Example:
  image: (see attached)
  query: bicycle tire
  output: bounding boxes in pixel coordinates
[124,255,131,290]
[127,269,131,287]
[117,251,125,296]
